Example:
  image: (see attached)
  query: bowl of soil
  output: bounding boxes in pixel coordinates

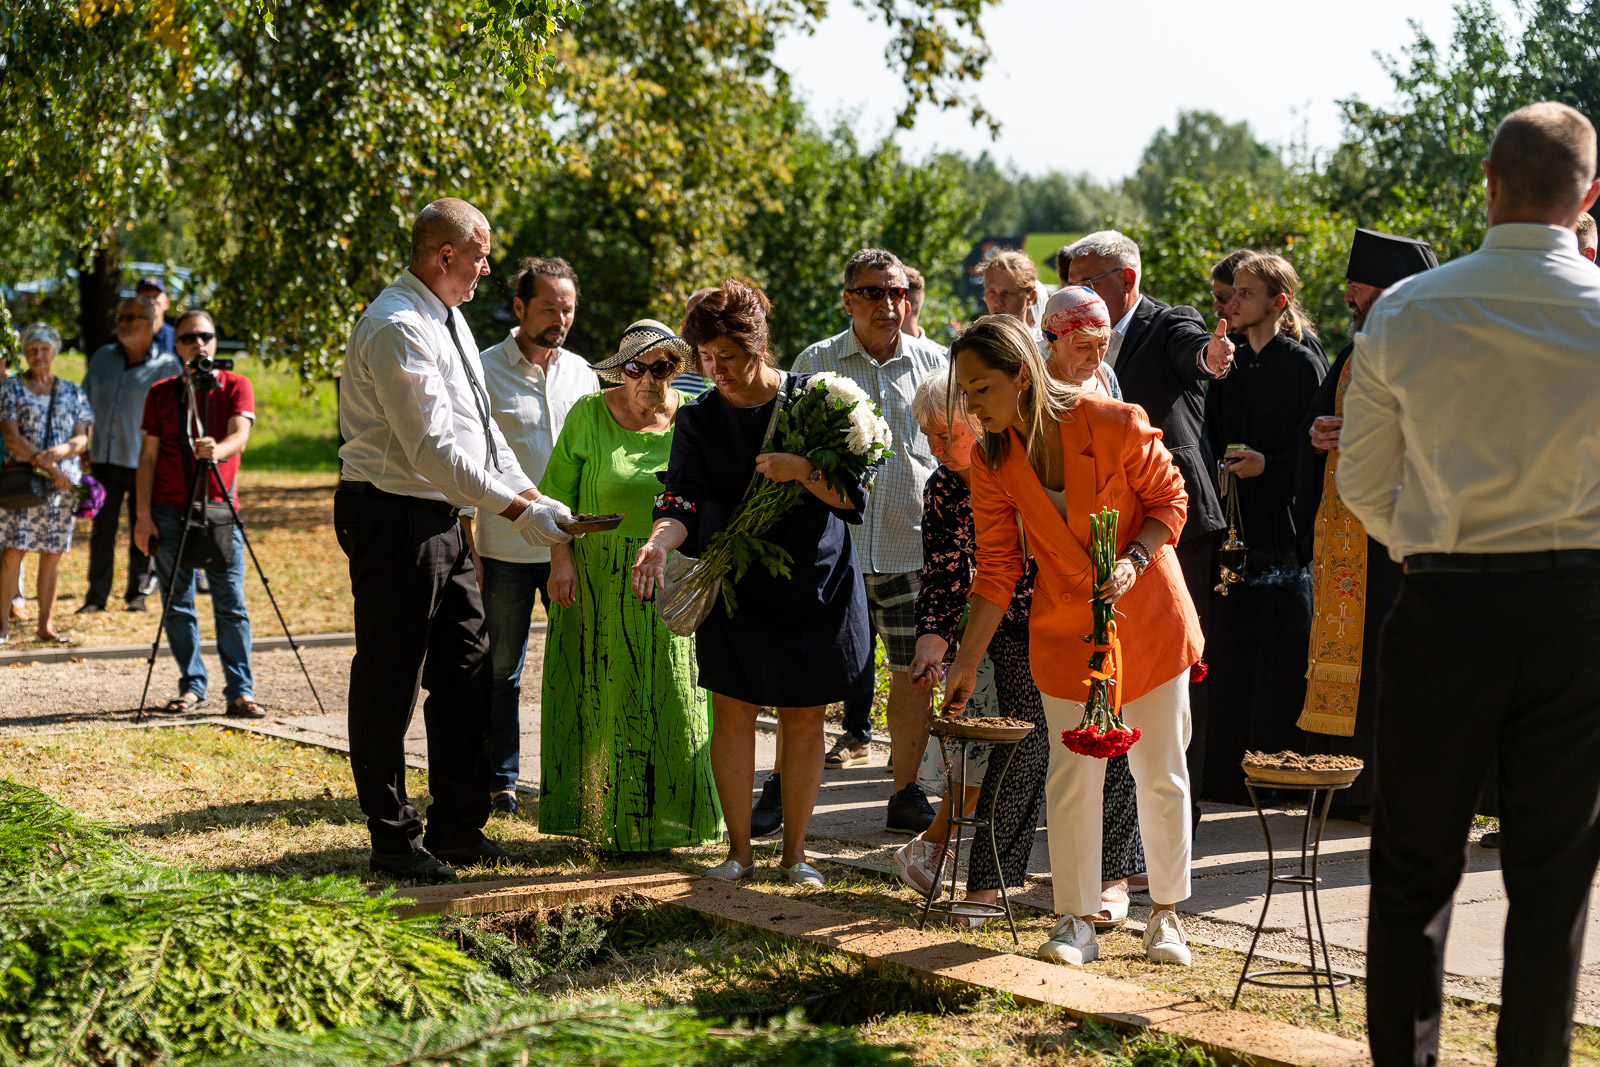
[557,512,626,534]
[929,716,1035,743]
[1241,750,1364,787]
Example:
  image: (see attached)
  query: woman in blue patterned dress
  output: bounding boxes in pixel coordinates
[0,324,94,646]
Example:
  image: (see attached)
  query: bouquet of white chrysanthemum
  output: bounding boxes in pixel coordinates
[657,374,893,632]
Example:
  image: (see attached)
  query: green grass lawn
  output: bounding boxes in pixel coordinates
[50,351,341,471]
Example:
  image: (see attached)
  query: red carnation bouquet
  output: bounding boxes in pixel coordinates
[1061,508,1142,759]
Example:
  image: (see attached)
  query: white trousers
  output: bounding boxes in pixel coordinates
[1041,669,1193,916]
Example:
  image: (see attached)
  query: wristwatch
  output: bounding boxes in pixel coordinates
[1120,539,1152,576]
[806,463,823,484]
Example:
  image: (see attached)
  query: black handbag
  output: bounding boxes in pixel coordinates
[0,381,59,511]
[176,387,237,572]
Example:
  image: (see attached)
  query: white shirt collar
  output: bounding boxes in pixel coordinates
[398,268,452,324]
[1112,301,1138,336]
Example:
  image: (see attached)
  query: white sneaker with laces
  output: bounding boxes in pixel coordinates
[1142,908,1191,965]
[1037,914,1099,965]
[892,836,944,895]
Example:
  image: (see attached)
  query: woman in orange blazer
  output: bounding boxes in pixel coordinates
[942,315,1203,969]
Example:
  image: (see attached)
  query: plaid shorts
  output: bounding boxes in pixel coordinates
[862,570,921,673]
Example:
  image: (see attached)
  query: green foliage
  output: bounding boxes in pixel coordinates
[955,153,1137,238]
[440,903,614,990]
[195,997,915,1066]
[690,943,984,1026]
[0,780,499,1066]
[1126,174,1356,349]
[1125,111,1286,219]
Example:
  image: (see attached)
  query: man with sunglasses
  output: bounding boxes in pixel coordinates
[80,295,181,614]
[473,256,599,817]
[133,309,262,718]
[793,247,947,835]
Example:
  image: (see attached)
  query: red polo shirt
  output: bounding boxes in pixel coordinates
[140,371,255,508]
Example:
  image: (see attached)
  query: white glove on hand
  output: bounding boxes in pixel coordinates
[511,496,575,547]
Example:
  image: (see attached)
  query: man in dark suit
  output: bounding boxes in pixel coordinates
[1063,231,1234,811]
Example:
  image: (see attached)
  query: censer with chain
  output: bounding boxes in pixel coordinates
[1215,446,1248,596]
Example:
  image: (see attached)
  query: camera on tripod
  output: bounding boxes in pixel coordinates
[189,354,234,379]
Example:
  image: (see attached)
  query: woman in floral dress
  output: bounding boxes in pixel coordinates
[0,324,93,646]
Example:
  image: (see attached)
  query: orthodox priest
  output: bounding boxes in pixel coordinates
[1291,229,1438,818]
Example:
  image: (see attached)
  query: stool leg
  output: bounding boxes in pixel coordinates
[1299,791,1322,1006]
[988,738,1021,945]
[1232,781,1276,1010]
[1310,785,1342,1019]
[916,734,956,931]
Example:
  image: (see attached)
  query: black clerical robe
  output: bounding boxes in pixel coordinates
[1198,332,1326,801]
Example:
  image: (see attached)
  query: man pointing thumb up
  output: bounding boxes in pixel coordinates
[1204,317,1236,377]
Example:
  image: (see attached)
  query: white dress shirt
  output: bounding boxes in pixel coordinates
[340,270,533,513]
[474,333,600,564]
[1339,223,1600,560]
[791,326,948,575]
[1105,302,1138,368]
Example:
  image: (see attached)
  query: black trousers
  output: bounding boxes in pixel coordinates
[334,490,493,854]
[85,463,152,606]
[1175,529,1217,823]
[1368,569,1600,1067]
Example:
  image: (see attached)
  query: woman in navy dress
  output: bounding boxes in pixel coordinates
[632,280,872,887]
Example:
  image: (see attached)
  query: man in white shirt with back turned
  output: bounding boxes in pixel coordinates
[338,198,575,884]
[471,256,599,817]
[1339,102,1600,1067]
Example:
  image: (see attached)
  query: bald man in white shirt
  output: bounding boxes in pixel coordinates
[338,197,575,884]
[1339,103,1600,1067]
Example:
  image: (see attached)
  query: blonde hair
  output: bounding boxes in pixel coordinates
[911,368,951,426]
[1234,252,1316,344]
[949,315,1081,473]
[981,249,1038,290]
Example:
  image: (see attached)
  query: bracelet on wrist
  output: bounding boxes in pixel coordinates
[1120,540,1152,576]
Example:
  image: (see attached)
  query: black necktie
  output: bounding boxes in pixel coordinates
[443,311,501,472]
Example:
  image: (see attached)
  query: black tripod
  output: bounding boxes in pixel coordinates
[135,368,325,722]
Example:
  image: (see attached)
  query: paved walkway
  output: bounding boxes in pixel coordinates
[4,635,1598,1015]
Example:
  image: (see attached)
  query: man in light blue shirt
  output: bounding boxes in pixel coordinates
[79,295,180,613]
[793,248,947,835]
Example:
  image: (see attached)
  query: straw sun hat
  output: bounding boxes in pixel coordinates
[592,319,694,383]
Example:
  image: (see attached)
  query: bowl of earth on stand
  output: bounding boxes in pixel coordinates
[557,512,626,534]
[929,716,1035,743]
[1241,750,1364,787]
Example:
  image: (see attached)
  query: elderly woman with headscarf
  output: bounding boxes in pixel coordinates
[537,320,721,853]
[0,324,95,646]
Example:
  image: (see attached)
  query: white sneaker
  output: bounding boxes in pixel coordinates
[1037,914,1099,965]
[1142,909,1192,966]
[779,860,825,887]
[704,857,754,882]
[892,835,944,895]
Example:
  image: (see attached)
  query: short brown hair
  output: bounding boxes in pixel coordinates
[682,279,773,365]
[174,308,213,333]
[513,256,579,305]
[1488,102,1598,220]
[843,248,903,289]
[904,266,925,294]
[981,249,1038,290]
[1211,249,1253,285]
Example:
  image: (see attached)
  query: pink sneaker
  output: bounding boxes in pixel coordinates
[893,835,945,895]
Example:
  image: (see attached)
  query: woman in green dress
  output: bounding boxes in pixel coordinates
[538,320,722,851]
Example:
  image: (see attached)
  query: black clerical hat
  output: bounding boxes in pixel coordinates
[1346,229,1439,288]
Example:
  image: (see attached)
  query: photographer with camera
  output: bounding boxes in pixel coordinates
[132,309,263,718]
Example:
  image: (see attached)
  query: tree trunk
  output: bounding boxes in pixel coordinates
[77,232,122,355]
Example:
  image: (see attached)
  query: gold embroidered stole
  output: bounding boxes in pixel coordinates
[1297,356,1365,737]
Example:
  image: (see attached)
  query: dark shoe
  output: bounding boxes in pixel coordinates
[825,732,871,769]
[1479,830,1501,849]
[751,772,783,838]
[125,595,147,613]
[886,782,936,835]
[370,846,457,883]
[491,790,519,816]
[75,602,105,615]
[428,837,529,868]
[226,696,267,719]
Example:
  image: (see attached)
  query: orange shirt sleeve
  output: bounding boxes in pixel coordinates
[968,443,1026,610]
[1119,402,1188,544]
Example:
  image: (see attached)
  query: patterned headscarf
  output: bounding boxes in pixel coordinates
[19,322,62,354]
[1041,286,1111,343]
